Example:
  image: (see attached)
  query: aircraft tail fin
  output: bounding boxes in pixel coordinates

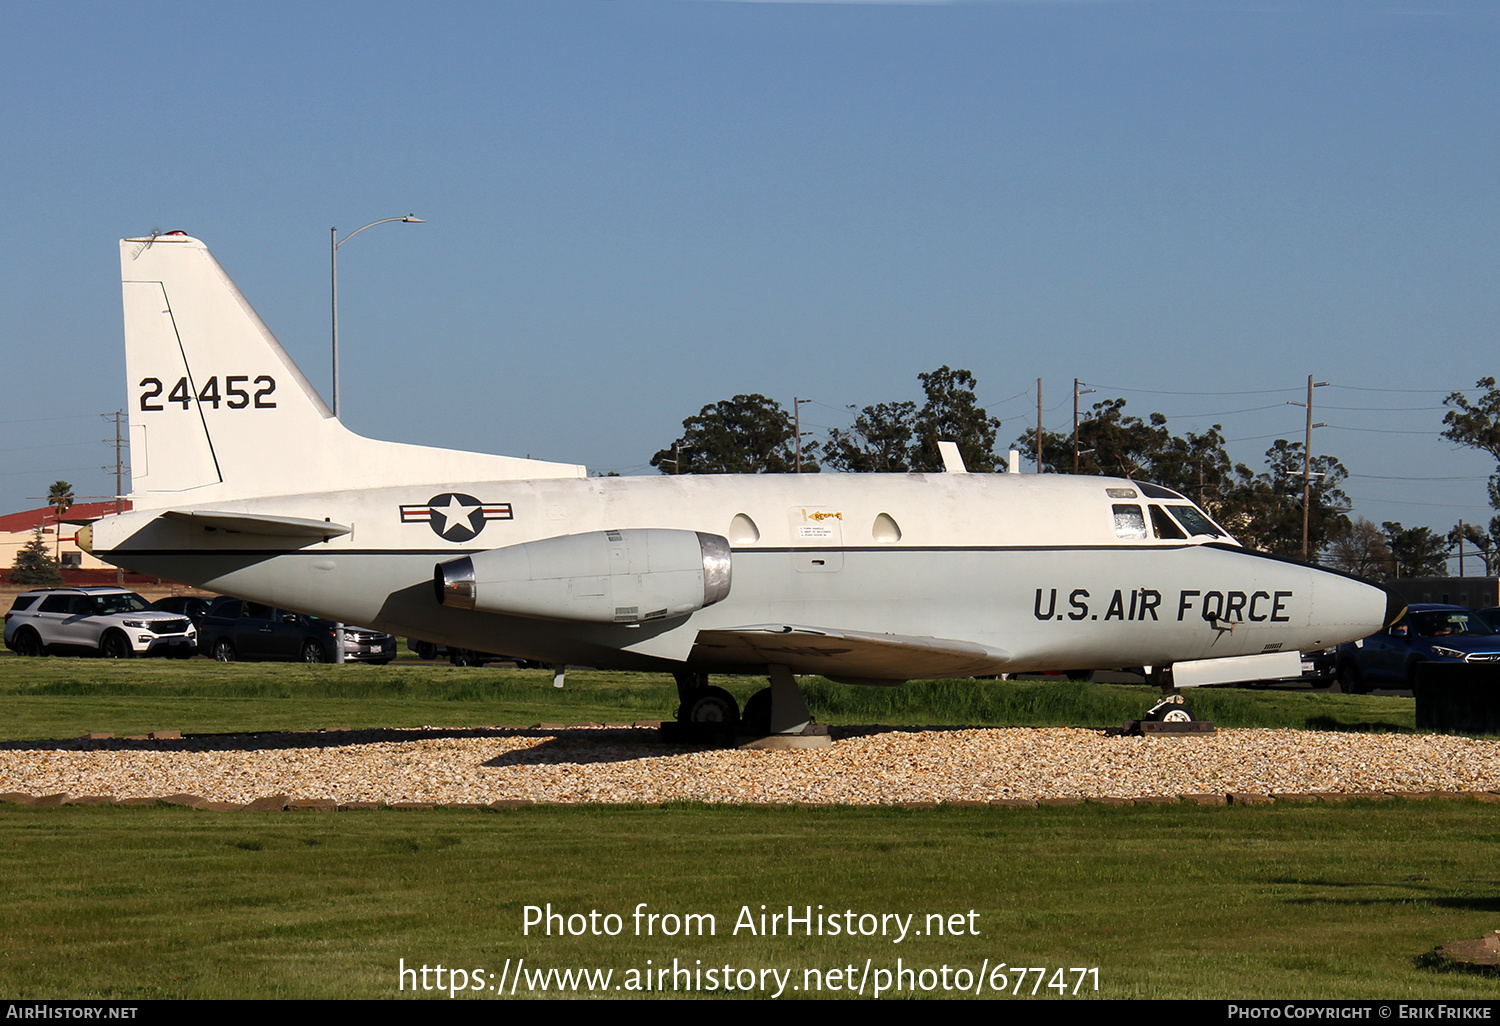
[120,233,582,509]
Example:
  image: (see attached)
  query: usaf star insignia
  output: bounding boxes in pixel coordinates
[400,493,513,542]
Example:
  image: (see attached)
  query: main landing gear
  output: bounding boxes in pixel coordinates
[665,666,829,748]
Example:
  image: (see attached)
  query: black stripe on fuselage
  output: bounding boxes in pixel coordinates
[97,542,1216,559]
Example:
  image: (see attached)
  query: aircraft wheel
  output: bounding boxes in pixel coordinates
[99,631,133,659]
[681,686,740,730]
[212,639,236,662]
[302,640,328,663]
[11,628,45,657]
[414,641,437,660]
[1144,700,1193,723]
[1065,669,1092,681]
[741,687,772,736]
[450,649,475,667]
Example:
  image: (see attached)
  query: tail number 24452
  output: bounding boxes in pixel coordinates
[138,375,277,411]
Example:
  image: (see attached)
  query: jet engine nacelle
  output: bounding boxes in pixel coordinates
[434,528,732,624]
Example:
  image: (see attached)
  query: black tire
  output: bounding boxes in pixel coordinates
[414,641,437,660]
[680,686,740,730]
[11,628,45,658]
[99,631,132,659]
[1336,660,1365,695]
[302,640,328,664]
[1065,669,1092,682]
[370,659,392,666]
[741,687,773,736]
[212,639,236,662]
[450,649,474,667]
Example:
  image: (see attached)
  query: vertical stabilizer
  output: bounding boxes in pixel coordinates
[120,233,583,509]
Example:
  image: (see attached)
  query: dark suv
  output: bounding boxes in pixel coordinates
[1335,603,1500,693]
[197,597,394,663]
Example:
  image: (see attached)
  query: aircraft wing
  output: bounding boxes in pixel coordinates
[160,510,353,539]
[693,624,1013,684]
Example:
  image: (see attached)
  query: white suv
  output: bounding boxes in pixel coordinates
[4,587,197,658]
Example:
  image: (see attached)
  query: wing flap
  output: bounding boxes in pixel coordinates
[694,624,1011,683]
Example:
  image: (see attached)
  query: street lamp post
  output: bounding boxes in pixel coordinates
[330,215,425,418]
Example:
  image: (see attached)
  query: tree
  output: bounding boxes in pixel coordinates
[47,480,73,561]
[1011,398,1237,503]
[1326,517,1395,578]
[1014,398,1164,478]
[1448,520,1500,576]
[1382,521,1451,579]
[911,367,1002,472]
[1215,440,1352,559]
[825,401,917,472]
[651,395,818,474]
[9,525,62,587]
[1442,378,1500,465]
[827,367,1002,473]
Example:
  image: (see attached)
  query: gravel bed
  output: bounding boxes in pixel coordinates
[1,725,1498,807]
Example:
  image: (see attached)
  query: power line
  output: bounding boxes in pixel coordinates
[1328,384,1468,394]
[1323,425,1440,435]
[1081,382,1298,397]
[0,414,103,426]
[1349,474,1490,481]
[1156,403,1293,419]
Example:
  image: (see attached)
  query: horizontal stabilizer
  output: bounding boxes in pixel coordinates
[161,510,352,538]
[694,624,1012,683]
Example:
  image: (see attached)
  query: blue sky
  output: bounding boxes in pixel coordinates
[4,0,1499,565]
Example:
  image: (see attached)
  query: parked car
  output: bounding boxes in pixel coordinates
[4,587,197,658]
[198,597,395,663]
[1335,604,1500,693]
[150,594,217,630]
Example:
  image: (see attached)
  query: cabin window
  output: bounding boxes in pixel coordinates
[729,513,760,545]
[1166,505,1225,538]
[1149,504,1187,540]
[871,512,902,543]
[1112,504,1147,540]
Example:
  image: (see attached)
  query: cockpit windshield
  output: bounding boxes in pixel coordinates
[1166,505,1225,538]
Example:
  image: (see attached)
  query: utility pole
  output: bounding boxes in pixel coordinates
[1072,378,1095,473]
[1458,519,1465,577]
[102,411,127,584]
[1286,376,1328,562]
[1035,379,1042,473]
[794,397,813,473]
[664,441,692,475]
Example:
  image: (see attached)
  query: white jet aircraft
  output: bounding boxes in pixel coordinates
[80,232,1400,736]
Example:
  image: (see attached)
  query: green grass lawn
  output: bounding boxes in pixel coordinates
[0,652,1417,739]
[0,801,1496,999]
